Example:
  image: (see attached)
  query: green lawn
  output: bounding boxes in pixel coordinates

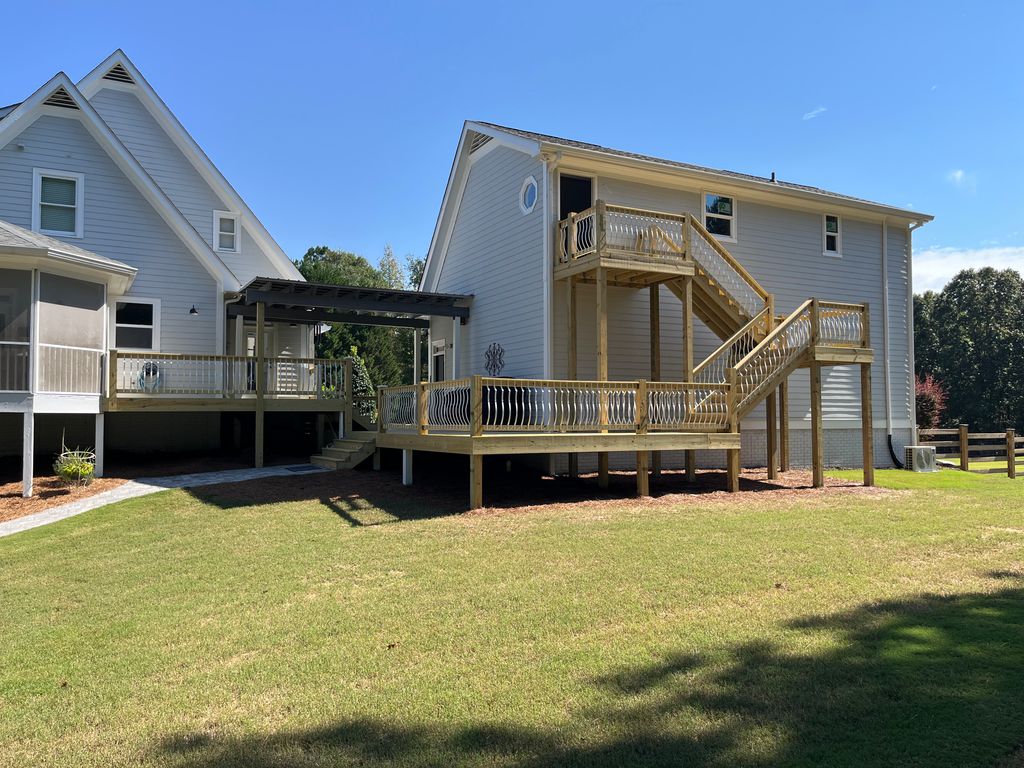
[1,468,1023,767]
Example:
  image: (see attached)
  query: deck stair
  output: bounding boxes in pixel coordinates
[310,433,376,470]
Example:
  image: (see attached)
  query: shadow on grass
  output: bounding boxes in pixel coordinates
[184,455,835,526]
[155,576,1024,767]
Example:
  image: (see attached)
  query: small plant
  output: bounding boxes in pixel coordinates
[53,435,96,488]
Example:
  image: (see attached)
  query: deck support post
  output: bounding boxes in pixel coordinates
[596,266,609,489]
[860,363,874,487]
[681,275,696,482]
[94,414,105,479]
[810,361,824,488]
[402,449,413,486]
[255,300,266,468]
[766,391,777,480]
[726,448,740,493]
[372,448,381,471]
[470,454,483,509]
[636,451,650,497]
[649,284,661,478]
[567,276,578,478]
[779,380,790,472]
[22,411,33,498]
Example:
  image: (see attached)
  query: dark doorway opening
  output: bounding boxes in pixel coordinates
[559,174,593,219]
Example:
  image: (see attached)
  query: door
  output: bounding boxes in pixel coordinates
[559,174,594,256]
[245,327,276,392]
[431,340,446,382]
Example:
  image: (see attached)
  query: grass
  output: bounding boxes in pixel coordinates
[1,468,1023,767]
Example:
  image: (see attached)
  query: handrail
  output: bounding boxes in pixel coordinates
[687,216,770,302]
[693,305,771,382]
[733,299,813,372]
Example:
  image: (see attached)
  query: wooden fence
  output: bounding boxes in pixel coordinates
[918,425,1021,478]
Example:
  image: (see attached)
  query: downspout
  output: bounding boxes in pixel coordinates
[880,218,901,467]
[907,220,925,446]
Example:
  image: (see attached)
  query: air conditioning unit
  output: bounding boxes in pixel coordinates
[905,445,937,472]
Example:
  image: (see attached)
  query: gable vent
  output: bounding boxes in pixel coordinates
[468,131,492,154]
[43,87,79,110]
[102,63,136,84]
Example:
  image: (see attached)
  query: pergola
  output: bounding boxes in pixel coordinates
[228,277,472,467]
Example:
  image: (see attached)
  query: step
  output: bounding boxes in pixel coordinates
[327,438,376,452]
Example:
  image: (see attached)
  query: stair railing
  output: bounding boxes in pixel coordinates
[693,305,773,386]
[687,216,770,318]
[729,299,815,415]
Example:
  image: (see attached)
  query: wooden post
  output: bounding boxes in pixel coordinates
[636,450,650,497]
[417,381,428,435]
[471,375,483,437]
[778,380,790,472]
[649,284,661,477]
[567,277,578,478]
[402,449,413,486]
[810,362,824,488]
[597,265,609,489]
[766,391,777,480]
[107,349,118,405]
[412,328,421,384]
[254,300,265,468]
[451,317,461,379]
[682,274,696,481]
[22,411,33,498]
[343,358,353,438]
[726,367,739,492]
[959,424,970,472]
[861,363,874,487]
[1007,429,1016,479]
[470,454,483,509]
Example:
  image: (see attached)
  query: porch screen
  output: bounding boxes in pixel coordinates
[38,273,105,349]
[0,269,31,391]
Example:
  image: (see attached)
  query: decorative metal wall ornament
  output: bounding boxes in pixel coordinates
[484,342,506,376]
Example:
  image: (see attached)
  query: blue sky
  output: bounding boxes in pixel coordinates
[3,0,1022,291]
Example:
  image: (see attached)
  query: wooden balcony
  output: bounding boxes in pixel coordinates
[555,201,696,286]
[105,350,353,413]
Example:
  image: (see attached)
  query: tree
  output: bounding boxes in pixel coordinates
[293,245,418,388]
[378,244,406,290]
[406,255,425,290]
[913,267,1024,431]
[915,373,948,429]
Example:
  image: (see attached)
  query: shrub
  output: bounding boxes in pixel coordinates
[54,446,96,488]
[916,373,949,429]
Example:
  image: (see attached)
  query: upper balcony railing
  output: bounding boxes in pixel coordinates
[557,201,690,267]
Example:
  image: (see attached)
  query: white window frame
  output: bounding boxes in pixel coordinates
[32,168,84,238]
[213,211,240,253]
[702,191,737,243]
[111,297,161,352]
[519,176,538,215]
[430,338,446,382]
[823,213,842,257]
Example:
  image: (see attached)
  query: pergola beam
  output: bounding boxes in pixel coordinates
[243,288,470,319]
[228,304,429,329]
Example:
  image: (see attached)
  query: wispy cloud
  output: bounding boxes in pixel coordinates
[914,246,1024,291]
[945,168,977,193]
[802,106,827,121]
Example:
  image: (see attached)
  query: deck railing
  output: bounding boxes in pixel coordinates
[557,202,691,265]
[111,351,351,400]
[0,341,30,392]
[36,344,103,395]
[378,376,732,435]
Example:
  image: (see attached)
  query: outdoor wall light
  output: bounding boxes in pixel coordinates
[189,305,199,315]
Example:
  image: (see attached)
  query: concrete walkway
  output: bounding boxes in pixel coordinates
[0,464,329,539]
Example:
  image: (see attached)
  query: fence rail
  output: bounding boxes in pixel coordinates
[918,425,1020,478]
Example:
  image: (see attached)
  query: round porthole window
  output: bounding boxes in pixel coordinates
[520,176,538,214]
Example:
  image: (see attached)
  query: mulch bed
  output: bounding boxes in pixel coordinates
[0,475,129,523]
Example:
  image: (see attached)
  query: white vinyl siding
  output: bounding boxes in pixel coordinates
[431,145,546,378]
[0,114,218,354]
[88,87,280,282]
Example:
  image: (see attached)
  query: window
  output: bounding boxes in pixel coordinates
[431,340,446,382]
[519,176,538,214]
[823,214,842,256]
[703,192,736,241]
[114,299,159,350]
[32,169,84,237]
[214,211,240,252]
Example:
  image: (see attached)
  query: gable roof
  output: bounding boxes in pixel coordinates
[0,217,136,292]
[77,50,303,282]
[0,72,239,290]
[470,121,933,223]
